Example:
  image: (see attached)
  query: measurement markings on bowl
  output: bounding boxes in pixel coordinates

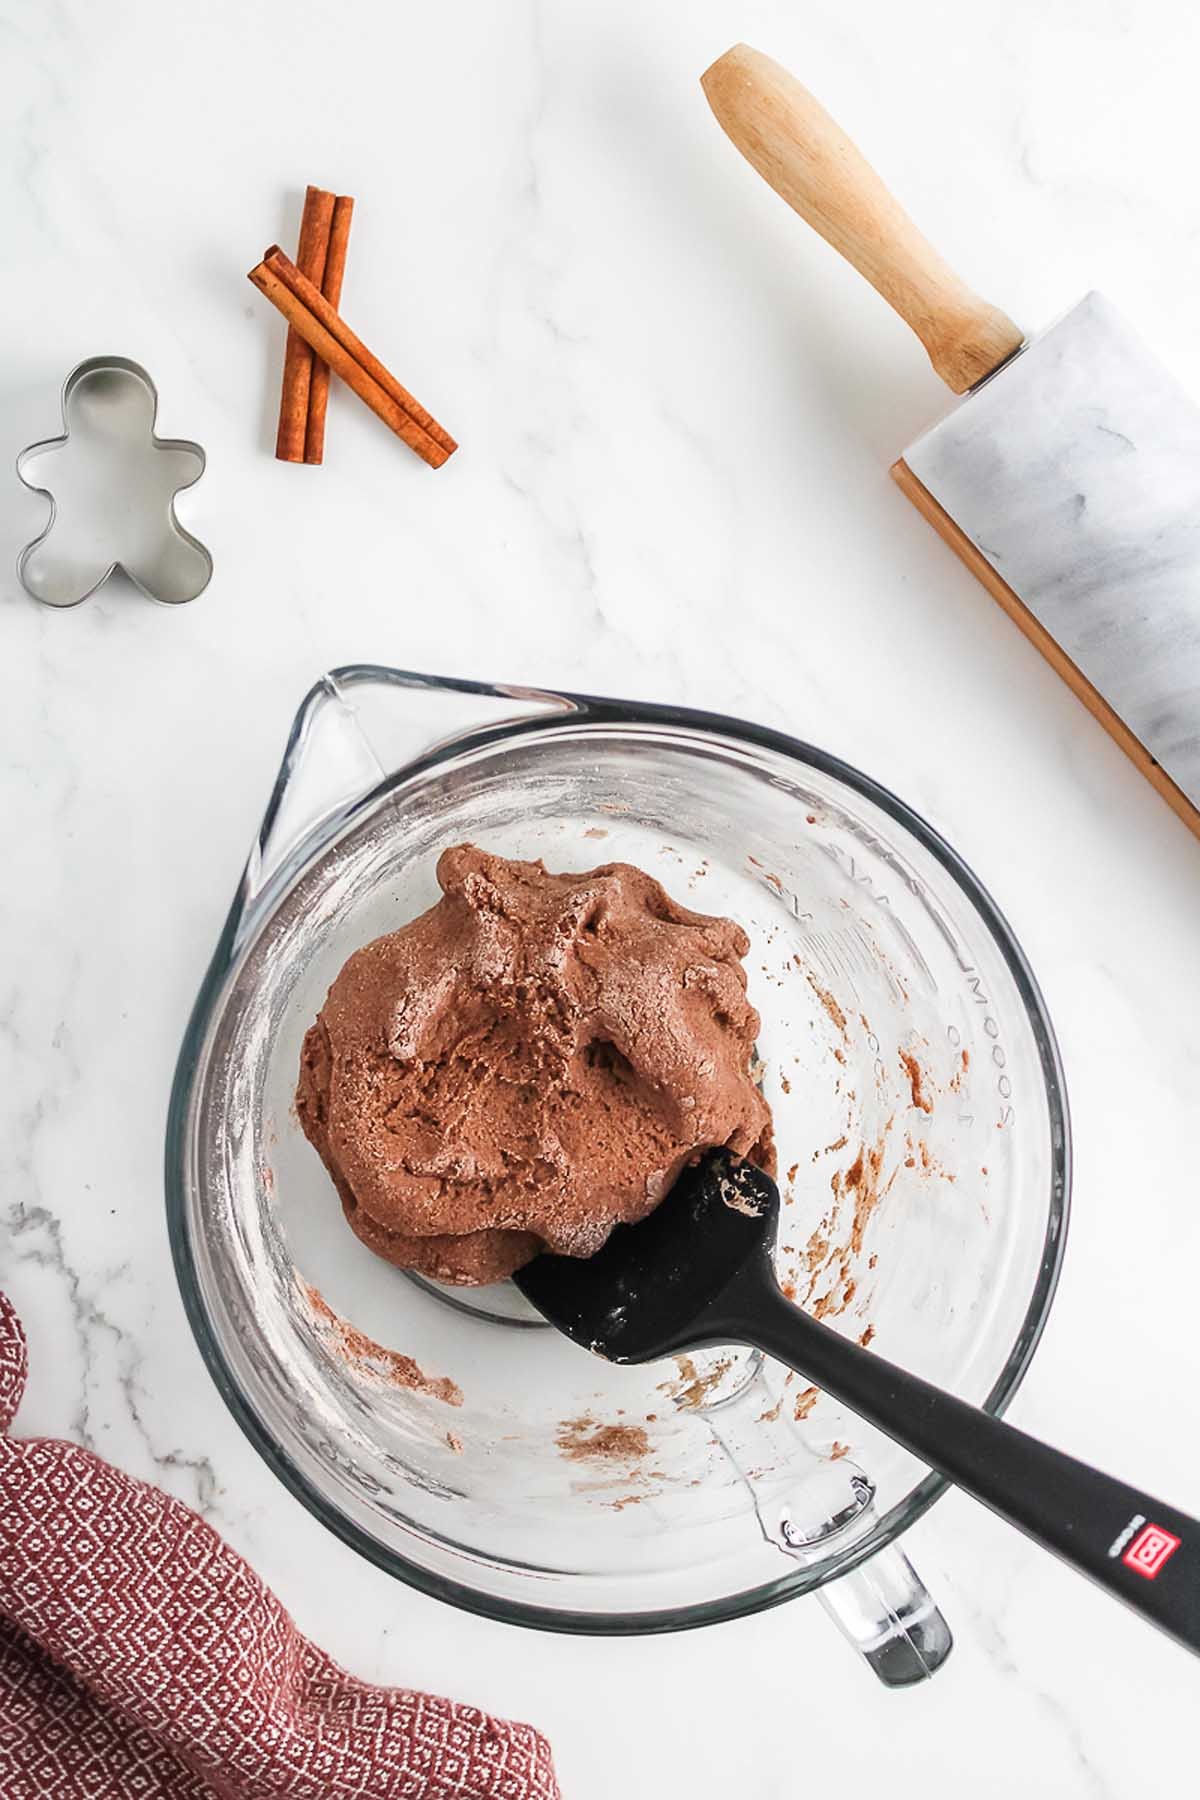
[947,979,1016,1129]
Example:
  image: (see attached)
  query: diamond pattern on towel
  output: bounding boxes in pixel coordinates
[0,1292,559,1799]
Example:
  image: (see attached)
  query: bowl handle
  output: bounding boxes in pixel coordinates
[701,1365,953,1686]
[765,1476,953,1687]
[813,1544,953,1687]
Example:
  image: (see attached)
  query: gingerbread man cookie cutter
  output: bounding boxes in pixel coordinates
[16,357,212,607]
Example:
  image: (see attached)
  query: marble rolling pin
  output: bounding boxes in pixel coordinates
[703,44,1200,839]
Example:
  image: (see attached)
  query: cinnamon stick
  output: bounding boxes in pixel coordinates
[275,186,335,462]
[304,194,354,465]
[266,244,457,457]
[248,253,454,469]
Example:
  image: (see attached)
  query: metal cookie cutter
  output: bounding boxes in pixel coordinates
[16,356,212,607]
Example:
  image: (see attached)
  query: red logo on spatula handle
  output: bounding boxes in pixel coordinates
[1122,1523,1181,1579]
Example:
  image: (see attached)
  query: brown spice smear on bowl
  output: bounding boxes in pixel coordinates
[800,965,849,1036]
[297,844,773,1286]
[556,1418,652,1463]
[303,1284,462,1406]
[899,1049,933,1114]
[659,1353,734,1410]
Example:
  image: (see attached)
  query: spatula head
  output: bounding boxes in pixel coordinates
[513,1151,779,1362]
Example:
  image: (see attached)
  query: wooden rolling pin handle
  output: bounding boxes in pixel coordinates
[701,44,1023,393]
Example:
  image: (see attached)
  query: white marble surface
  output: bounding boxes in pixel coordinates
[2,2,1199,1794]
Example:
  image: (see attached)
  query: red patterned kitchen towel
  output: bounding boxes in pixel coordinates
[0,1292,560,1799]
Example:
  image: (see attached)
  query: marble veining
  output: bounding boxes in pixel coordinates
[907,292,1200,805]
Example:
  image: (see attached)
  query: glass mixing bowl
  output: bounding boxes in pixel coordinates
[167,668,1069,1684]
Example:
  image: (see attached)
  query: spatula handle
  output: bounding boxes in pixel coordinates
[736,1282,1200,1655]
[701,44,1023,393]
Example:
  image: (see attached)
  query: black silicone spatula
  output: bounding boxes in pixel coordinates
[515,1152,1200,1654]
